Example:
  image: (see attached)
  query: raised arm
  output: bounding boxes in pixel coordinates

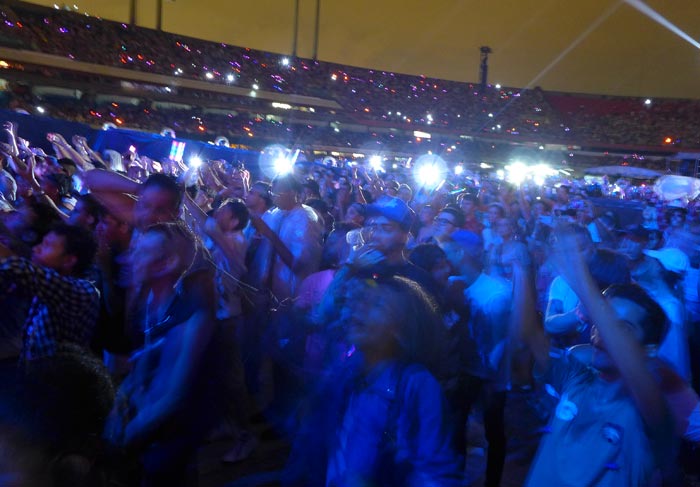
[552,226,669,431]
[82,169,140,225]
[73,135,104,167]
[47,133,93,170]
[3,121,19,159]
[504,245,550,370]
[14,152,68,221]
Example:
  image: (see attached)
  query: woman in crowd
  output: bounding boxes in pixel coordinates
[105,222,224,486]
[285,274,462,486]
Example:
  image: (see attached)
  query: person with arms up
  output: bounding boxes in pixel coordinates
[509,224,680,486]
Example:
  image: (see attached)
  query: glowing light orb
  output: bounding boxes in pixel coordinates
[369,155,384,172]
[259,144,296,178]
[412,154,447,190]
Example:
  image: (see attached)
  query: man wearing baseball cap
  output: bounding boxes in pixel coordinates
[632,246,690,381]
[361,195,438,291]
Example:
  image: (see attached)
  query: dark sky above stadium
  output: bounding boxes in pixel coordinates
[31,0,700,99]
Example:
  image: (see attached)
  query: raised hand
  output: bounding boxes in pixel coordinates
[72,135,87,148]
[16,137,31,153]
[17,152,40,191]
[47,132,68,146]
[550,224,590,290]
[2,121,15,136]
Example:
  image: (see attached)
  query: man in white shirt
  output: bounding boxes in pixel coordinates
[441,230,511,487]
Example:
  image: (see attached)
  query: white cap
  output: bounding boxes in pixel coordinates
[643,247,689,274]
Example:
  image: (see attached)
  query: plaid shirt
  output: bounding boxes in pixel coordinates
[0,256,100,361]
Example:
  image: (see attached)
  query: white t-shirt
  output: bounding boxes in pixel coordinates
[647,290,691,383]
[547,276,580,313]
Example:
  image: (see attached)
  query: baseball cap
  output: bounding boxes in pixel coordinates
[643,247,689,274]
[366,195,414,231]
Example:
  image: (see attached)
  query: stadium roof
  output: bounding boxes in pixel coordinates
[28,0,700,100]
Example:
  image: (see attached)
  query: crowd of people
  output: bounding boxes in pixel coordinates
[1,112,700,487]
[0,2,699,150]
[1,2,700,486]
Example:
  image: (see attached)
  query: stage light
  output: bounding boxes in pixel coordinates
[644,98,652,106]
[252,83,259,90]
[664,136,673,144]
[36,106,45,114]
[205,72,214,80]
[281,57,290,66]
[495,83,501,89]
[455,164,464,175]
[369,155,384,172]
[226,74,235,82]
[506,161,528,185]
[274,157,294,175]
[189,156,203,168]
[259,144,297,178]
[413,154,447,190]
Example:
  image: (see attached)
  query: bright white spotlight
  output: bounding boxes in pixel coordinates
[496,169,505,180]
[189,156,203,168]
[412,154,447,190]
[205,72,214,80]
[417,165,441,188]
[274,157,294,175]
[454,164,464,175]
[36,106,45,114]
[226,74,235,82]
[495,83,502,89]
[281,57,290,66]
[644,98,652,106]
[259,144,294,179]
[369,155,384,172]
[252,83,259,90]
[506,161,528,184]
[505,161,528,185]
